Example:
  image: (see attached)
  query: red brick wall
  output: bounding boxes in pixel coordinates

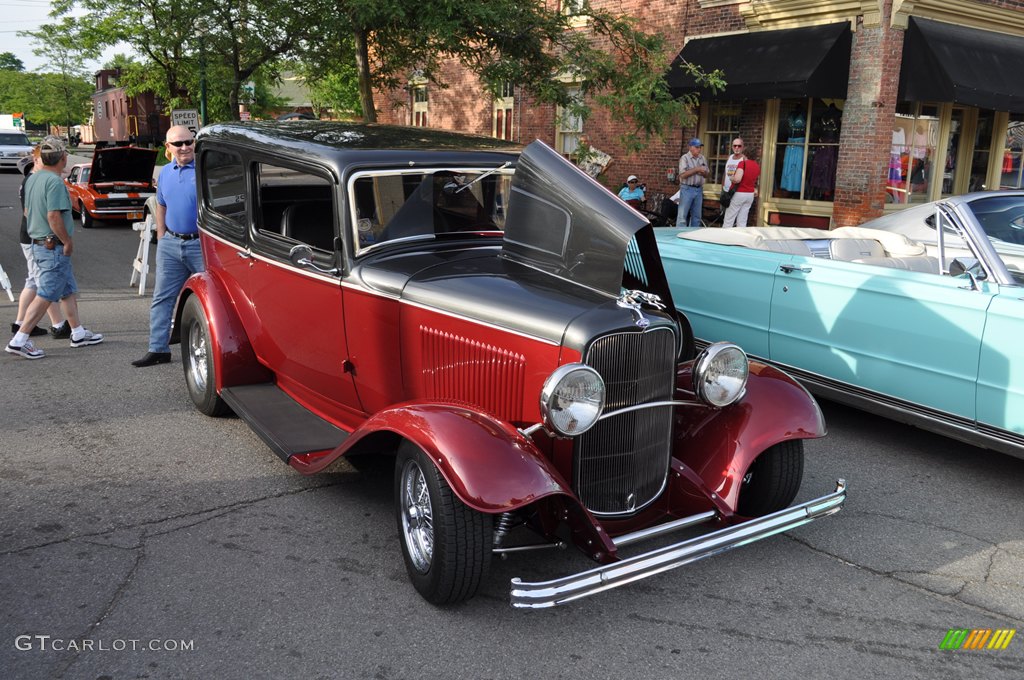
[832,3,904,226]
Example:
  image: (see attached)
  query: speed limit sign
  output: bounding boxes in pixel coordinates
[171,109,200,136]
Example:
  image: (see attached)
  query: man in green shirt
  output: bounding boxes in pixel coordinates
[6,136,103,360]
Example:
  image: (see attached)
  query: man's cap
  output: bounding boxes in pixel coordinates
[627,175,639,182]
[689,138,703,147]
[39,135,66,155]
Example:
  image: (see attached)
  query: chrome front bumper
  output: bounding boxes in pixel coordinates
[510,479,847,608]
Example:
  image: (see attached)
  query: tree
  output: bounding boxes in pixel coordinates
[0,52,25,71]
[296,0,721,149]
[19,20,94,132]
[50,0,311,121]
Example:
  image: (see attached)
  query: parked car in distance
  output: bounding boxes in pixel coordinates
[657,190,1024,460]
[173,121,846,608]
[65,146,157,228]
[0,129,33,170]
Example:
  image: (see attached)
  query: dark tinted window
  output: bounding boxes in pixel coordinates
[255,163,335,252]
[0,132,30,145]
[202,149,246,235]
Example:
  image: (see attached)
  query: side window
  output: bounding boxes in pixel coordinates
[255,162,336,253]
[202,149,247,238]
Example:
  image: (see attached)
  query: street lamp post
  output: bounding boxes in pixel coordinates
[197,19,208,126]
[200,42,208,126]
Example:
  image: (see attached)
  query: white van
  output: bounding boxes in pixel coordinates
[0,129,33,169]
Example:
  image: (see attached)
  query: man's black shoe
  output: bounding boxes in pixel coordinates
[11,322,48,337]
[132,352,172,367]
[50,323,72,339]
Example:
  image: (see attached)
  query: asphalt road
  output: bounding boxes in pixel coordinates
[1,169,1022,679]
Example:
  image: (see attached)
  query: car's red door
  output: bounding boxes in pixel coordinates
[244,162,362,426]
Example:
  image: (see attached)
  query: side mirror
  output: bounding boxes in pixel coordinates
[288,244,341,276]
[948,256,985,279]
[288,244,314,268]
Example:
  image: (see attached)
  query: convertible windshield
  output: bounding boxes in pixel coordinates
[350,169,511,251]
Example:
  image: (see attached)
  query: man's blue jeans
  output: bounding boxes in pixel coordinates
[148,236,204,353]
[676,185,704,227]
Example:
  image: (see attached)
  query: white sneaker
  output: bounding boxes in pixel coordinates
[70,329,104,347]
[5,340,45,359]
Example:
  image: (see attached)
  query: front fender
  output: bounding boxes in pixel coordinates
[172,272,270,390]
[673,361,826,512]
[291,404,574,514]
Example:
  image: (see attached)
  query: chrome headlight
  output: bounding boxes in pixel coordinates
[693,342,749,408]
[540,364,605,436]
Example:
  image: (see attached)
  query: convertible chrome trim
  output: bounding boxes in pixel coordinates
[509,480,847,608]
[775,358,1024,460]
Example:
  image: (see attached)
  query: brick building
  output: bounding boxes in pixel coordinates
[374,0,1024,228]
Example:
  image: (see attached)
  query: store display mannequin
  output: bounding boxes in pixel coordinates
[781,105,806,193]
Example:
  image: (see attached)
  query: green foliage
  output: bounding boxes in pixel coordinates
[0,52,25,71]
[32,0,714,148]
[0,70,93,127]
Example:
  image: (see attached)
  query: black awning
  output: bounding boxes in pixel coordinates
[666,22,852,101]
[899,17,1024,111]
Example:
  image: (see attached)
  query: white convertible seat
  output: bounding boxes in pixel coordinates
[829,238,885,260]
[851,256,941,273]
[678,225,926,258]
[758,239,814,256]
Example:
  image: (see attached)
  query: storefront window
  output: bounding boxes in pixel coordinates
[970,110,995,192]
[889,103,939,204]
[772,98,842,202]
[705,103,740,186]
[1001,119,1024,189]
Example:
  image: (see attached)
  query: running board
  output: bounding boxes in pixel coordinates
[510,480,847,608]
[221,384,348,462]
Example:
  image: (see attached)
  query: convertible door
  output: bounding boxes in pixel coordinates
[976,291,1024,437]
[658,238,786,358]
[768,260,993,421]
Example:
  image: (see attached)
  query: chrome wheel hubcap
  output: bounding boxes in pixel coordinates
[188,322,208,392]
[400,459,434,573]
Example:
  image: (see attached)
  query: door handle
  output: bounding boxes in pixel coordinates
[236,250,252,259]
[779,264,811,273]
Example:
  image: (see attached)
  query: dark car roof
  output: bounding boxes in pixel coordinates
[200,121,521,153]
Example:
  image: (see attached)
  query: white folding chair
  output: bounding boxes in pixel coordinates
[0,263,14,301]
[130,215,154,295]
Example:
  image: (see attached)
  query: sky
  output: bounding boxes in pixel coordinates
[1,0,123,72]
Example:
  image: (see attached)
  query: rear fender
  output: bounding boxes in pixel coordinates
[673,361,826,512]
[172,272,271,390]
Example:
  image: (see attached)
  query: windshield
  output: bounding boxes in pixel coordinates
[350,169,511,252]
[0,132,30,145]
[967,194,1024,283]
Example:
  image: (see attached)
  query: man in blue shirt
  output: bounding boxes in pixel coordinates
[132,125,204,367]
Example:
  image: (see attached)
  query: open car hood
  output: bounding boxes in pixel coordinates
[501,141,650,297]
[89,146,157,185]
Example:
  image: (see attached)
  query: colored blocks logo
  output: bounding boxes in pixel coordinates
[940,628,1016,650]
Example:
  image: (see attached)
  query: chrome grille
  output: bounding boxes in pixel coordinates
[575,327,676,516]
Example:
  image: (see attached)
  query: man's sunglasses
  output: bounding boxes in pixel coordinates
[168,139,195,148]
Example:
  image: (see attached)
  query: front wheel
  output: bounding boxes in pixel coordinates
[394,442,492,605]
[181,296,229,416]
[81,205,94,228]
[737,440,804,516]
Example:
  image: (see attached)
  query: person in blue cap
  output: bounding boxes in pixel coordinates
[676,138,708,227]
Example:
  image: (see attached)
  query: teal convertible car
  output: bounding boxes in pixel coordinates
[656,191,1024,459]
